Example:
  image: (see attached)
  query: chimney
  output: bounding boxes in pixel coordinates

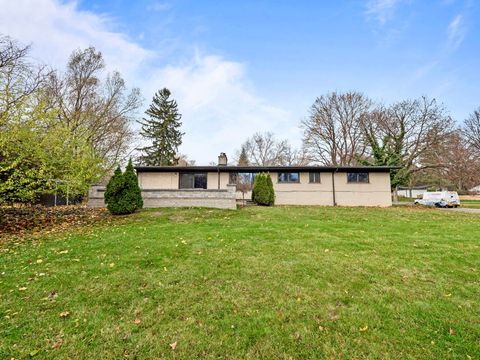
[218,152,228,166]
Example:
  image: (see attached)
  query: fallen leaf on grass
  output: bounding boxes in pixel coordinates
[359,325,368,332]
[48,291,58,300]
[170,341,177,350]
[52,338,63,349]
[36,259,43,264]
[133,318,142,324]
[444,293,452,297]
[59,311,70,318]
[449,328,456,336]
[57,250,69,254]
[29,349,40,357]
[18,287,27,291]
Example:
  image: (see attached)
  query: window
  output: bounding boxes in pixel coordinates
[179,173,207,189]
[229,172,255,185]
[309,172,321,183]
[278,172,300,183]
[347,172,369,183]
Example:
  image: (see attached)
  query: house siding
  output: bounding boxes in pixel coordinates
[136,170,392,207]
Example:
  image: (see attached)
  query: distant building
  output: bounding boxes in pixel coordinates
[469,185,480,194]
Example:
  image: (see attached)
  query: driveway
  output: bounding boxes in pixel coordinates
[393,202,480,213]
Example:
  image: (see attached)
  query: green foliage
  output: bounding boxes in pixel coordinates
[123,159,143,210]
[360,123,408,188]
[104,160,143,215]
[138,88,184,166]
[252,173,275,206]
[2,207,480,358]
[0,97,102,204]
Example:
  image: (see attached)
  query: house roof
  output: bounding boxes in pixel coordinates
[134,165,398,173]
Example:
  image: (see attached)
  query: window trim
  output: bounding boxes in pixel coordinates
[277,172,300,184]
[309,172,321,184]
[346,172,370,184]
[179,172,208,189]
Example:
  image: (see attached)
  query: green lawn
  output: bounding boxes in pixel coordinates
[1,206,479,359]
[461,200,480,209]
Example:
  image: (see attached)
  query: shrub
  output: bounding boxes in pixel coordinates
[123,159,143,210]
[104,160,143,215]
[252,173,275,206]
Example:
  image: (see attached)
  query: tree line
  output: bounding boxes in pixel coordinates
[0,35,183,205]
[235,92,480,192]
[2,33,479,206]
[0,35,143,204]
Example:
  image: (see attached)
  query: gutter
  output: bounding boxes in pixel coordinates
[331,168,338,206]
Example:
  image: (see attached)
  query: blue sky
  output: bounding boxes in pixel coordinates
[1,0,479,163]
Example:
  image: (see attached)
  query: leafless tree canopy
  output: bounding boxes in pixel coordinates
[462,108,480,153]
[370,96,453,173]
[237,132,308,166]
[416,132,480,191]
[0,35,49,124]
[302,91,372,165]
[46,47,142,169]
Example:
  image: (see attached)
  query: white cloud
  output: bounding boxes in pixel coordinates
[0,0,294,164]
[447,14,466,49]
[0,0,153,83]
[144,52,294,163]
[365,0,403,24]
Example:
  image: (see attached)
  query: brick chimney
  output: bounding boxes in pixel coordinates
[218,152,228,166]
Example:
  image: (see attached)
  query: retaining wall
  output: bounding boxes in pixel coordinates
[87,185,237,210]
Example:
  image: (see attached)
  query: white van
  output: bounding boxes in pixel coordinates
[414,191,460,208]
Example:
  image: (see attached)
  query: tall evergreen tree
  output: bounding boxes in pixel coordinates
[237,146,249,166]
[138,88,184,166]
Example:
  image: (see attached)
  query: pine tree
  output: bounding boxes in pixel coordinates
[123,159,143,210]
[104,160,143,215]
[252,173,275,206]
[138,88,184,166]
[104,166,125,214]
[237,146,249,166]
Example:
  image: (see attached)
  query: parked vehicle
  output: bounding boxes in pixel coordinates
[414,191,460,208]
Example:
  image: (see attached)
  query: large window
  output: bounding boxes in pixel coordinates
[278,172,300,183]
[229,172,255,185]
[309,172,321,183]
[179,173,207,189]
[347,172,369,183]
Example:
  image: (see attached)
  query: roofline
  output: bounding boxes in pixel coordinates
[134,165,399,173]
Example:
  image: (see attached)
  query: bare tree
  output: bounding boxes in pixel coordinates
[280,146,310,166]
[46,47,142,170]
[380,97,452,173]
[462,108,480,153]
[239,132,290,166]
[302,91,372,165]
[416,131,480,191]
[0,35,49,125]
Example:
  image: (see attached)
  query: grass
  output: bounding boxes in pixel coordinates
[1,206,479,359]
[460,200,480,209]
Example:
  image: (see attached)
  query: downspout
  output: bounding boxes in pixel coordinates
[331,168,338,206]
[217,166,220,189]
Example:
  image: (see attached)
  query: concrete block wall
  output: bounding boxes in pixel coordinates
[87,184,237,210]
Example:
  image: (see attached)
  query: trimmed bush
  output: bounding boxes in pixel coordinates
[104,159,143,215]
[252,173,275,206]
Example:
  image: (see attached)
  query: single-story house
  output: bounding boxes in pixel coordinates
[129,153,395,209]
